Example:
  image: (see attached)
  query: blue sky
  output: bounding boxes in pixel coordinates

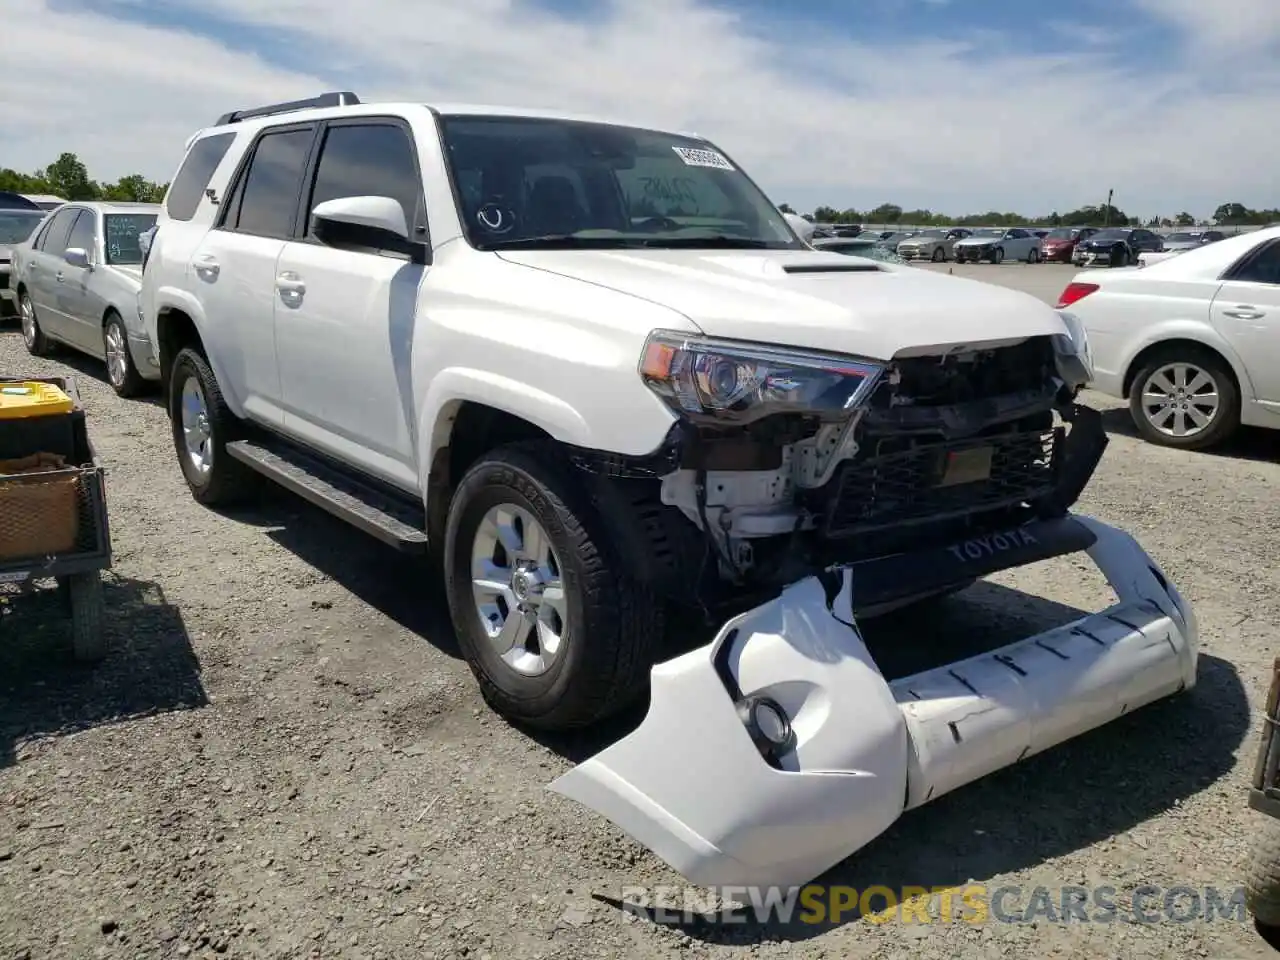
[10,0,1280,219]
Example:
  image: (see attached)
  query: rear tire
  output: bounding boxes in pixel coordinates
[931,247,944,262]
[991,247,1005,264]
[169,347,258,506]
[443,441,662,730]
[1127,347,1240,450]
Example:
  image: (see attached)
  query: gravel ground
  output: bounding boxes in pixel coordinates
[2,262,1278,959]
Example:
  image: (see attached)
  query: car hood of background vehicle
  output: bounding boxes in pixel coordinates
[954,236,1002,245]
[1080,237,1128,248]
[497,248,1067,360]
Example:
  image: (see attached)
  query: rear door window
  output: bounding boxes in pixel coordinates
[36,208,78,253]
[222,126,315,239]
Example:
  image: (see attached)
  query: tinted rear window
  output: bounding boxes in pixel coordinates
[166,132,236,222]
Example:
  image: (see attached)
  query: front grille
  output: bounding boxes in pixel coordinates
[822,427,1060,539]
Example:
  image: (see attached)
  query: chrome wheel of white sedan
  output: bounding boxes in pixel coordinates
[1128,349,1241,450]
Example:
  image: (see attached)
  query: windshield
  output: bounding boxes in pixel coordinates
[970,228,1003,238]
[1090,229,1129,241]
[103,213,158,264]
[437,115,803,251]
[0,211,45,245]
[1045,228,1077,240]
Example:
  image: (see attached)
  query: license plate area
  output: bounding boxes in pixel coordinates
[936,446,993,487]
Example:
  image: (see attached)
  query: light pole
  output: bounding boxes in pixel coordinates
[1103,189,1113,226]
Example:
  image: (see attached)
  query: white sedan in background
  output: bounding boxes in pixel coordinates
[1057,226,1280,449]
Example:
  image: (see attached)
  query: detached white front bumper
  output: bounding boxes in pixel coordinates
[549,514,1197,890]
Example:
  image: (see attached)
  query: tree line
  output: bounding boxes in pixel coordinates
[780,201,1280,229]
[0,153,167,204]
[4,152,1276,230]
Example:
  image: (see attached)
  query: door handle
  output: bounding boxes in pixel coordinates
[275,272,305,295]
[193,255,220,280]
[55,272,64,283]
[1223,305,1265,320]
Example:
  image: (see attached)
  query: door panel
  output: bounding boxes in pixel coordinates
[58,209,100,353]
[28,207,77,328]
[274,242,422,487]
[274,118,427,490]
[1210,242,1280,403]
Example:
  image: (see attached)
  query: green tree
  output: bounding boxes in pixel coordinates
[41,152,98,201]
[778,203,795,214]
[867,203,902,223]
[101,174,164,202]
[1175,211,1195,226]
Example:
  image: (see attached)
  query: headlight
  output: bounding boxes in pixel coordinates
[1053,310,1093,385]
[639,331,884,424]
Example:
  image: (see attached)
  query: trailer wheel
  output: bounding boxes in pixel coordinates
[1247,818,1280,938]
[65,572,106,662]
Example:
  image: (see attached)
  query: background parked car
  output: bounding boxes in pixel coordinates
[10,201,162,396]
[952,227,1043,263]
[895,227,972,262]
[1072,227,1163,267]
[1056,225,1280,449]
[1039,227,1099,262]
[0,207,49,319]
[1161,230,1226,252]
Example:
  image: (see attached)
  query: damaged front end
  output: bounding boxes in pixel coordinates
[552,321,1199,889]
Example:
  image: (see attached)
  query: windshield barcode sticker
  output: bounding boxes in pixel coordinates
[672,146,734,170]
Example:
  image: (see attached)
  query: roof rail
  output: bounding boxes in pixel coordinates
[215,91,361,126]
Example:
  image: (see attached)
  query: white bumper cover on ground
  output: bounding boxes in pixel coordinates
[549,514,1198,890]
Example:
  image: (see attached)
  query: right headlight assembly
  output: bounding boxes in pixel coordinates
[638,331,885,425]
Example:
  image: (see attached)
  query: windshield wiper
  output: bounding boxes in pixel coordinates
[479,235,641,251]
[633,235,776,249]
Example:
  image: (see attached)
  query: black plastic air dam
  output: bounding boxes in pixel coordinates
[844,515,1097,611]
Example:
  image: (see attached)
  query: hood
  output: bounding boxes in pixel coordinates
[1161,240,1199,250]
[954,235,1002,246]
[1042,237,1074,247]
[1081,236,1127,248]
[496,248,1069,361]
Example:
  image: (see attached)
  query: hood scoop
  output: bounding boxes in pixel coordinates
[782,262,882,275]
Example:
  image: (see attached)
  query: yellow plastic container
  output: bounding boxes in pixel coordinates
[0,382,75,419]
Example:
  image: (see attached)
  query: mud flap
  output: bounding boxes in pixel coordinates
[548,571,910,890]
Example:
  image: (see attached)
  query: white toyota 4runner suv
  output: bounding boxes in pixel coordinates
[141,92,1199,890]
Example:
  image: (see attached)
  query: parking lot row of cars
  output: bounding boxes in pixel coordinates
[812,221,1228,267]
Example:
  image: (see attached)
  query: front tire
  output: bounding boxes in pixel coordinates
[443,441,662,730]
[1027,246,1040,264]
[103,311,146,398]
[931,247,945,262]
[19,291,51,357]
[1128,347,1240,450]
[169,347,258,505]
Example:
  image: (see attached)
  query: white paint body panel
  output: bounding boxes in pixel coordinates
[1064,226,1280,429]
[550,516,1198,890]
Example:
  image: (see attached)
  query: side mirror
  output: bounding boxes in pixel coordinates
[63,247,90,269]
[311,196,429,264]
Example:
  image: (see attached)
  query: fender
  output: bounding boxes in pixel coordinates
[416,366,677,492]
[151,285,252,419]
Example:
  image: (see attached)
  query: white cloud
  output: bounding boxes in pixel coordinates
[4,0,1278,218]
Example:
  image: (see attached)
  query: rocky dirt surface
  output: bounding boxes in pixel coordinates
[2,265,1278,959]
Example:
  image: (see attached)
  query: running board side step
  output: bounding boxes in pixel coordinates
[225,439,429,553]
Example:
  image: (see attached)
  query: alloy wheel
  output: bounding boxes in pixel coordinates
[470,504,567,677]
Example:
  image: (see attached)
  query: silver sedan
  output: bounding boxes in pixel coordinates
[10,201,161,397]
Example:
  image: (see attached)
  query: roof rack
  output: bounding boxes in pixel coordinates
[215,91,361,126]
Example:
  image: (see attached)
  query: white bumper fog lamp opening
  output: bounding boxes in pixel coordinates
[737,695,794,761]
